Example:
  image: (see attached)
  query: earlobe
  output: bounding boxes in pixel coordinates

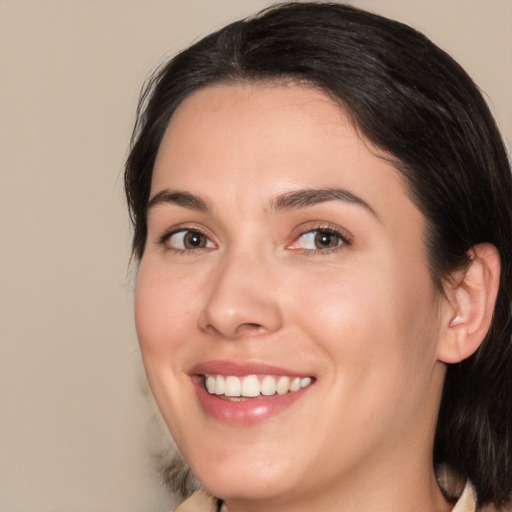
[438,243,501,364]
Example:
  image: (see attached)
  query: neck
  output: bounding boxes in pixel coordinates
[222,448,453,512]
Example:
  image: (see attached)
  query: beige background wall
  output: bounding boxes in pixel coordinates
[1,1,510,511]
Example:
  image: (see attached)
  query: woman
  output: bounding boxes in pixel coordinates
[125,2,512,511]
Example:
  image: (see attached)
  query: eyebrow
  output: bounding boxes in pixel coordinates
[146,187,377,219]
[146,190,211,215]
[271,188,378,218]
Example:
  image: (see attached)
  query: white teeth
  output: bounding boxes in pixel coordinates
[214,375,225,395]
[300,377,312,388]
[204,374,313,397]
[225,376,241,397]
[261,375,277,396]
[276,376,290,395]
[290,377,301,392]
[206,376,215,394]
[241,375,260,397]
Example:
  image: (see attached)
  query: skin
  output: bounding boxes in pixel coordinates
[135,84,456,512]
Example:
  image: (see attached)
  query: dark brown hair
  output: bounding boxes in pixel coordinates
[125,2,512,507]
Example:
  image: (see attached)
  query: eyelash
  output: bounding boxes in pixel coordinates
[158,224,351,256]
[287,224,351,255]
[159,227,216,255]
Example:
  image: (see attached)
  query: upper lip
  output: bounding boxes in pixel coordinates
[188,360,313,378]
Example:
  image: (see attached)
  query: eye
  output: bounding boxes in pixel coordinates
[289,228,348,252]
[166,229,215,251]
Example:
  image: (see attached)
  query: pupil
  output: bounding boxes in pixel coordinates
[185,231,204,248]
[315,231,336,248]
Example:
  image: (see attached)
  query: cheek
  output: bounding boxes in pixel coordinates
[291,266,440,454]
[291,260,439,385]
[134,263,197,362]
[292,268,388,354]
[133,263,201,440]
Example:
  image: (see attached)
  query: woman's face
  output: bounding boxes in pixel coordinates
[135,84,447,507]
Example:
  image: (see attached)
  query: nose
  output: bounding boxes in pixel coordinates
[197,252,283,339]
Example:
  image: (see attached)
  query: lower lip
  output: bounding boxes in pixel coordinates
[193,377,312,426]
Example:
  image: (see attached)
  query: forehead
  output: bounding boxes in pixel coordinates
[151,83,419,226]
[154,82,353,187]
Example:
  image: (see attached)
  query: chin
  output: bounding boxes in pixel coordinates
[186,446,300,503]
[199,472,290,504]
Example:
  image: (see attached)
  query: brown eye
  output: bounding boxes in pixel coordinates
[293,229,345,251]
[183,231,207,248]
[168,230,214,250]
[314,231,339,249]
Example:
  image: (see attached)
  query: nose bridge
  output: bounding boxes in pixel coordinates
[198,246,282,339]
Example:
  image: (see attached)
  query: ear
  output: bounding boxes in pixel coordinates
[437,243,501,364]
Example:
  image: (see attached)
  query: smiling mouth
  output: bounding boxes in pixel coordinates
[203,374,313,399]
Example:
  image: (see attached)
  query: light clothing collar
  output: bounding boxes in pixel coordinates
[175,481,478,512]
[174,489,219,512]
[452,481,478,512]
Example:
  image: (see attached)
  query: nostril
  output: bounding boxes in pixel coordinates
[235,322,264,335]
